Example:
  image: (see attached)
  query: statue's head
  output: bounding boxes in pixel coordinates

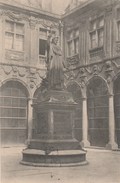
[52,36,59,44]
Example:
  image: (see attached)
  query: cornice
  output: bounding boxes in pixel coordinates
[0,1,61,21]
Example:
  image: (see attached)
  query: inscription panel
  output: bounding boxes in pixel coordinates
[54,111,72,135]
[36,112,48,134]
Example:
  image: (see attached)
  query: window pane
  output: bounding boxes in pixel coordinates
[98,17,104,27]
[16,23,24,34]
[15,34,24,51]
[68,41,73,56]
[91,20,96,30]
[74,29,79,37]
[90,31,97,48]
[39,28,47,37]
[118,21,120,41]
[74,38,79,54]
[5,32,14,49]
[98,29,104,47]
[39,39,46,55]
[6,21,14,32]
[68,31,73,40]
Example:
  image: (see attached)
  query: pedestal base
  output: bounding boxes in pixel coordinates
[21,90,87,167]
[21,149,87,167]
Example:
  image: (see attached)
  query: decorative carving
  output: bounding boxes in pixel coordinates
[0,9,59,30]
[5,50,24,61]
[92,64,100,75]
[105,61,115,84]
[27,68,37,88]
[77,68,87,88]
[89,47,105,63]
[116,42,120,55]
[2,65,12,75]
[18,67,26,77]
[1,63,26,78]
[29,16,37,29]
[29,16,59,29]
[1,10,29,21]
[67,54,79,66]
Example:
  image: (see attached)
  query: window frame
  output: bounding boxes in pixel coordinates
[5,20,25,52]
[67,28,79,57]
[89,16,104,50]
[38,27,56,66]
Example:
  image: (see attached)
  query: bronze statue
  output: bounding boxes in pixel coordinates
[46,35,65,90]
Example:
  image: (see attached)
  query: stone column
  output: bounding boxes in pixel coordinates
[27,98,33,143]
[80,97,90,147]
[48,110,54,139]
[106,94,118,150]
[59,22,64,50]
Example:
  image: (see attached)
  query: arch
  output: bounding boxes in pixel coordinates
[87,76,109,147]
[113,74,120,148]
[66,81,83,142]
[0,78,30,98]
[86,75,109,92]
[0,80,29,145]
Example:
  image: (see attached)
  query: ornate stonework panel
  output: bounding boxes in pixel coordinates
[5,50,24,61]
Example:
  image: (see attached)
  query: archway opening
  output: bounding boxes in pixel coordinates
[87,77,109,147]
[114,76,120,148]
[0,81,28,145]
[67,83,82,142]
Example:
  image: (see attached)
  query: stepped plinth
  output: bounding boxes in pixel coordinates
[21,90,87,166]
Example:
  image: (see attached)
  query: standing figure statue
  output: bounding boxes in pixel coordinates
[46,34,65,90]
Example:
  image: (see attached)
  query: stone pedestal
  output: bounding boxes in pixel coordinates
[21,90,87,166]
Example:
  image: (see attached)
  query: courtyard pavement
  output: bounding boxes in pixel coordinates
[0,146,120,183]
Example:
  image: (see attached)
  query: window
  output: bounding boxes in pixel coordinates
[38,27,56,66]
[117,21,120,41]
[90,16,104,49]
[5,21,24,51]
[39,39,46,55]
[67,29,79,57]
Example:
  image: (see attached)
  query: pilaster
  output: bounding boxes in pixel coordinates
[106,94,118,150]
[27,98,33,143]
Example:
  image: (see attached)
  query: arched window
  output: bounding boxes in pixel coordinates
[87,77,109,147]
[0,81,28,145]
[67,83,82,142]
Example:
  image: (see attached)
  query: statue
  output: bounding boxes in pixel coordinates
[45,34,65,90]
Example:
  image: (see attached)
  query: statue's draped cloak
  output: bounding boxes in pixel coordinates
[48,42,64,89]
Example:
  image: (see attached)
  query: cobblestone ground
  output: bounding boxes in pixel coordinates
[1,146,120,183]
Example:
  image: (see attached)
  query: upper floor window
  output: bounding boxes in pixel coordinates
[89,16,104,49]
[39,27,56,66]
[117,21,120,41]
[117,8,120,41]
[39,28,47,56]
[5,21,24,51]
[67,29,79,57]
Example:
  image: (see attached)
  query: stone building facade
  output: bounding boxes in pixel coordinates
[0,0,60,145]
[62,0,120,149]
[0,0,120,150]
